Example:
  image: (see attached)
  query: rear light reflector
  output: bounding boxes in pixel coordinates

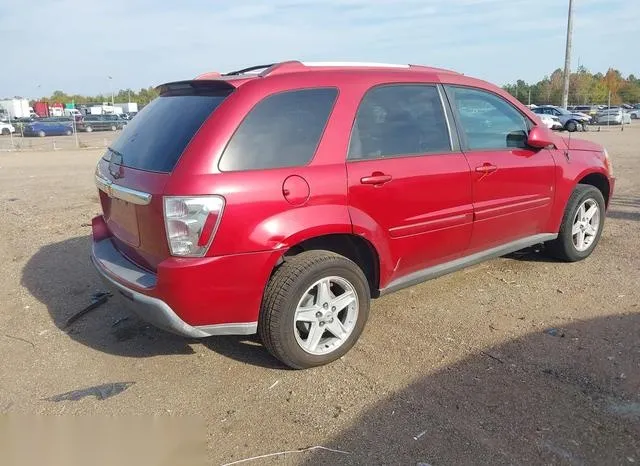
[603,148,613,177]
[163,196,225,257]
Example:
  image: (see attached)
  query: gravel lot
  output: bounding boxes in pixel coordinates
[0,125,638,465]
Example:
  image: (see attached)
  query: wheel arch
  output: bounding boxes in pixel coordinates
[577,171,610,207]
[281,233,381,298]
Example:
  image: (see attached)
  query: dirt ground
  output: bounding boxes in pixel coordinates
[0,124,638,466]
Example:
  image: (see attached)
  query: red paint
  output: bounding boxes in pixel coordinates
[33,101,49,118]
[197,213,220,247]
[527,126,555,148]
[91,63,614,329]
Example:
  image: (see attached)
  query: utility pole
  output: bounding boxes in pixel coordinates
[561,0,574,109]
[108,76,114,107]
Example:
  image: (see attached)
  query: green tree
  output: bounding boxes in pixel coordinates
[619,82,640,104]
[502,66,640,106]
[603,68,623,104]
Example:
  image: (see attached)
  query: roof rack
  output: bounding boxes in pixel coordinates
[301,61,410,69]
[223,64,276,76]
[204,61,459,80]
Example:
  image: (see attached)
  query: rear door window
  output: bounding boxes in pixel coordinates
[218,88,338,171]
[105,91,231,173]
[348,84,451,159]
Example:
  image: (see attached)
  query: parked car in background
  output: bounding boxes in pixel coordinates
[0,121,16,135]
[23,120,73,137]
[77,114,127,132]
[90,61,614,369]
[531,105,591,131]
[596,108,632,125]
[629,108,640,119]
[536,113,563,130]
[571,105,599,118]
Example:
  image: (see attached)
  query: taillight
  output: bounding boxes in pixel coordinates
[163,196,225,257]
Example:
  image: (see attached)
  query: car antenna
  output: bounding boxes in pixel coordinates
[565,125,571,161]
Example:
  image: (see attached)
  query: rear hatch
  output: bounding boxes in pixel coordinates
[95,80,234,271]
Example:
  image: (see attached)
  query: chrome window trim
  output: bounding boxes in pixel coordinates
[94,173,152,206]
[437,85,455,151]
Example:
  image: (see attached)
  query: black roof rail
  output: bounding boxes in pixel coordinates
[223,64,276,76]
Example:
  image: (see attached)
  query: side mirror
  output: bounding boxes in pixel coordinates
[527,126,556,149]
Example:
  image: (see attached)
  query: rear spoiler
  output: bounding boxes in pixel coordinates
[155,80,236,96]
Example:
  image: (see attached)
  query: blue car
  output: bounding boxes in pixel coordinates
[23,120,74,137]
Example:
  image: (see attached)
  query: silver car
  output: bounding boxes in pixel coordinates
[536,113,563,130]
[596,108,632,125]
[532,105,591,132]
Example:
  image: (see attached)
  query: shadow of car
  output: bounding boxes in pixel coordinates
[301,313,640,465]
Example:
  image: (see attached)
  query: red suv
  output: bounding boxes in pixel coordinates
[91,61,614,369]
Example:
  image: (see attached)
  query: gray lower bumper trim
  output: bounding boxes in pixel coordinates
[91,250,257,338]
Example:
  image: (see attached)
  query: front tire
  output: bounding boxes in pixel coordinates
[85,126,93,133]
[259,250,370,369]
[38,130,46,137]
[565,120,578,132]
[545,184,605,262]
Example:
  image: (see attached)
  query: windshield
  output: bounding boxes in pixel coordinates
[556,107,571,115]
[104,91,231,173]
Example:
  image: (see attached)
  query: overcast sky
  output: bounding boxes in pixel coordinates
[1,0,638,97]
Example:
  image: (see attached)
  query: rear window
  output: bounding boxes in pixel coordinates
[104,91,230,172]
[218,88,338,171]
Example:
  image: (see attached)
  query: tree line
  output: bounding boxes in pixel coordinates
[503,67,640,107]
[31,87,159,107]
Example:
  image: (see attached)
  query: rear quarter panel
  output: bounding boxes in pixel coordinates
[165,74,355,256]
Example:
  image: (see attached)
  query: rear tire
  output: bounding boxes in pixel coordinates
[65,129,72,136]
[545,184,605,262]
[259,250,370,369]
[85,126,93,133]
[1,128,9,135]
[110,125,117,131]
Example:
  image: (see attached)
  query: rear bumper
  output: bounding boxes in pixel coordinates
[92,254,254,337]
[90,233,279,338]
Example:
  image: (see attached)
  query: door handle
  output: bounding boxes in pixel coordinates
[361,173,392,185]
[475,163,497,174]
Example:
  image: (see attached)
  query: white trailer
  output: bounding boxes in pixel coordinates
[114,102,138,113]
[89,103,123,115]
[0,99,31,118]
